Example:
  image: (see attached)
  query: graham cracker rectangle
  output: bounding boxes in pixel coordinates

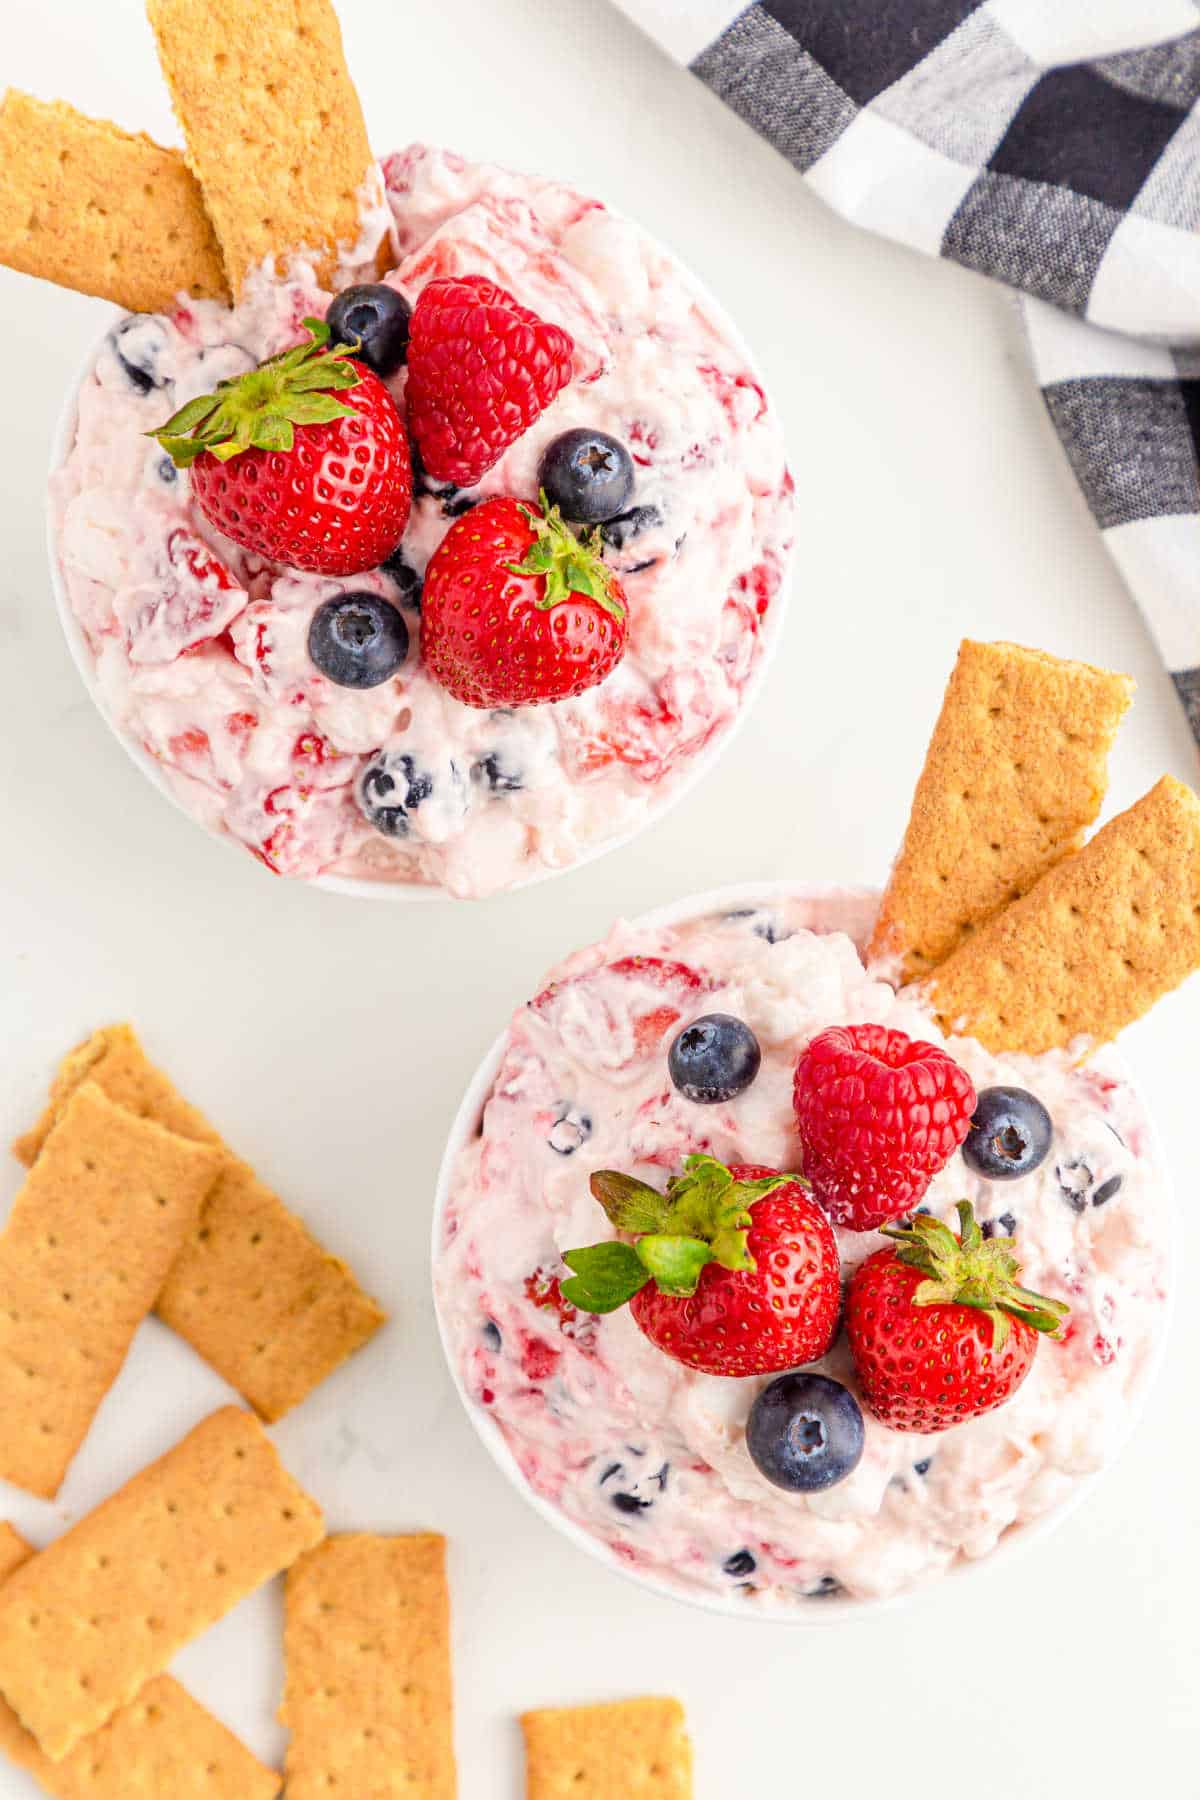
[868,640,1134,982]
[146,0,381,296]
[926,774,1200,1054]
[158,1160,387,1421]
[0,1082,222,1499]
[282,1533,456,1799]
[14,1024,218,1167]
[14,1025,386,1421]
[521,1698,693,1800]
[0,1526,281,1800]
[0,90,228,312]
[0,1407,323,1762]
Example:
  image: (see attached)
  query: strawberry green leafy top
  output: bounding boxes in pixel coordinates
[881,1201,1069,1350]
[509,497,627,621]
[150,319,363,466]
[562,1153,794,1314]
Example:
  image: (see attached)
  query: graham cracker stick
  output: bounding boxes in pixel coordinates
[0,1407,322,1763]
[0,1524,281,1800]
[14,1025,386,1421]
[0,90,228,312]
[146,0,385,296]
[0,1083,222,1499]
[926,775,1200,1054]
[521,1698,693,1800]
[868,641,1134,981]
[282,1534,456,1800]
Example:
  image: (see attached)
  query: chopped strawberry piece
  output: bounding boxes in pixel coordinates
[520,1336,561,1383]
[530,955,713,1076]
[167,528,239,593]
[124,528,248,665]
[525,1270,579,1329]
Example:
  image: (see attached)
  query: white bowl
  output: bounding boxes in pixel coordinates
[431,880,1175,1622]
[47,242,794,902]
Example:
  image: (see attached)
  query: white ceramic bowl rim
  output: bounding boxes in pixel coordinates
[46,194,796,902]
[430,879,1176,1624]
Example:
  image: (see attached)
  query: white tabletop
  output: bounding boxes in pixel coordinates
[1,1,1197,1794]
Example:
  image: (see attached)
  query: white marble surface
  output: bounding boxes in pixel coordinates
[0,1,1196,1794]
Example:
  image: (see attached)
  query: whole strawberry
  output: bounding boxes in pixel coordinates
[422,496,628,707]
[151,318,411,576]
[561,1155,840,1379]
[793,1023,976,1231]
[846,1201,1068,1432]
[406,275,574,486]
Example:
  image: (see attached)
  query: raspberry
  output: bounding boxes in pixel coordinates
[406,276,574,486]
[792,1024,976,1232]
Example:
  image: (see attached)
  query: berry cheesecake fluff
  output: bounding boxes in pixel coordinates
[49,144,793,895]
[434,890,1171,1611]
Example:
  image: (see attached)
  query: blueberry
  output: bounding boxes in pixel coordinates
[667,1013,761,1106]
[806,1574,841,1598]
[981,1212,1018,1240]
[380,546,423,609]
[326,283,412,377]
[601,1454,666,1515]
[442,489,480,519]
[472,751,524,794]
[962,1087,1053,1181]
[111,315,171,393]
[600,504,662,551]
[482,1320,502,1352]
[723,1549,756,1579]
[156,454,179,485]
[723,908,789,945]
[913,1458,932,1478]
[357,753,433,838]
[1057,1160,1091,1213]
[1058,1158,1124,1211]
[539,429,635,525]
[308,593,409,688]
[548,1106,591,1156]
[747,1373,864,1494]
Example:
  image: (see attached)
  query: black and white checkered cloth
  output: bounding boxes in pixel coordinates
[614,0,1200,749]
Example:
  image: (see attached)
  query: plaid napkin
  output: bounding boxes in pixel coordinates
[613,0,1200,749]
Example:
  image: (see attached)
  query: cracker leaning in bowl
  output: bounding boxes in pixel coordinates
[434,638,1195,1614]
[10,0,792,897]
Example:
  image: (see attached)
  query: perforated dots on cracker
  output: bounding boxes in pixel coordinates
[0,1407,323,1762]
[13,1024,386,1421]
[926,775,1200,1054]
[0,90,228,311]
[282,1533,456,1799]
[521,1697,693,1799]
[0,1525,281,1800]
[868,640,1133,982]
[0,1082,222,1499]
[146,0,388,296]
